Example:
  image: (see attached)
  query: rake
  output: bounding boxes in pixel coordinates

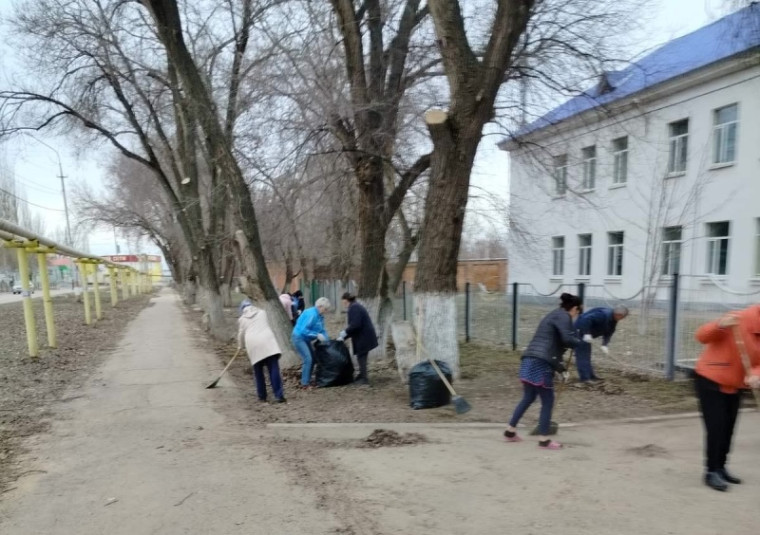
[206,348,241,389]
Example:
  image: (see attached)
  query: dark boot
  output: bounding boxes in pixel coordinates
[704,471,728,491]
[717,468,741,484]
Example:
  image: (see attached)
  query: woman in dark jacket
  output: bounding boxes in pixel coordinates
[338,292,378,385]
[503,293,582,450]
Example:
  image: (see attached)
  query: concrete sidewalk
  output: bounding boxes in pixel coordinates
[0,290,338,534]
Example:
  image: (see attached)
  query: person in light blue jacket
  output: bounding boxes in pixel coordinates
[292,297,331,388]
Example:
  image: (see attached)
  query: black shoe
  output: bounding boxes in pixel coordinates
[717,468,741,484]
[273,398,287,404]
[705,471,728,491]
[258,398,268,403]
[353,376,369,385]
[590,375,604,382]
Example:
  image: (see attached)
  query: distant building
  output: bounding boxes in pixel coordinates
[501,5,760,300]
[101,254,163,281]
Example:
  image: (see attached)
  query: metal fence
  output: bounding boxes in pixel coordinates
[308,275,760,379]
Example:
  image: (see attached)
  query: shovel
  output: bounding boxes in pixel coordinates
[415,308,472,415]
[206,348,241,389]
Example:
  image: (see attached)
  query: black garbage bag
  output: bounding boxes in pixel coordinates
[314,340,354,387]
[409,360,452,410]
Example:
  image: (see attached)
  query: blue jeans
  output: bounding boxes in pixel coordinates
[253,355,284,400]
[292,334,314,386]
[575,342,594,381]
[509,382,556,435]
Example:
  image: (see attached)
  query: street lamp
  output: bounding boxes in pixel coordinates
[25,134,73,247]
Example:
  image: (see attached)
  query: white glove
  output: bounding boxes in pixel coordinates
[746,375,760,389]
[316,333,327,343]
[582,334,593,343]
[338,330,347,341]
[562,371,570,382]
[600,345,609,355]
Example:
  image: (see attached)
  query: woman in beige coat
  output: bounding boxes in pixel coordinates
[237,300,286,403]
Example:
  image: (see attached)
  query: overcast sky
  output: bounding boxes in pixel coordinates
[0,0,735,256]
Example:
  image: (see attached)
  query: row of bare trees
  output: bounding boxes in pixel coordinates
[0,0,648,370]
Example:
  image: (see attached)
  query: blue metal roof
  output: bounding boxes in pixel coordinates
[511,3,760,139]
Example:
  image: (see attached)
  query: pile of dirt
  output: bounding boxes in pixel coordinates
[358,429,428,448]
[626,443,669,458]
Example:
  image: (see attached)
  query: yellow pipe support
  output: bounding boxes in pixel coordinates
[91,262,102,320]
[76,260,92,326]
[14,244,39,357]
[108,266,118,307]
[36,250,57,348]
[119,268,129,300]
[131,270,138,296]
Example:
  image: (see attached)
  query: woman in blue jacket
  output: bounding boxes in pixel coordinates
[503,293,582,450]
[338,292,378,385]
[292,297,331,389]
[574,305,629,382]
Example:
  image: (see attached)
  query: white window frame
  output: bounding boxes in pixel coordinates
[607,231,624,277]
[713,104,738,165]
[553,154,568,196]
[661,226,682,276]
[612,136,628,185]
[705,221,730,276]
[581,145,596,191]
[578,234,592,277]
[552,236,565,276]
[668,119,689,175]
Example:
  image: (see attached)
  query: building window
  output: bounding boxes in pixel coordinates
[612,136,628,185]
[578,234,592,276]
[713,104,738,164]
[581,145,596,190]
[553,154,568,196]
[668,119,689,174]
[552,236,565,276]
[661,226,682,276]
[755,219,760,277]
[607,231,624,276]
[706,221,730,275]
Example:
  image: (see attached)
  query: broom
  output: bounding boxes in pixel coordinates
[206,348,241,389]
[416,308,471,415]
[732,325,760,410]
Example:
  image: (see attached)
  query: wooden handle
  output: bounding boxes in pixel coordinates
[429,357,457,397]
[732,325,760,409]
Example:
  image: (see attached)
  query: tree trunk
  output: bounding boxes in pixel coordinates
[413,110,480,378]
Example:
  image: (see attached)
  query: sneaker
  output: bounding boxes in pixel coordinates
[273,398,287,404]
[258,398,268,403]
[538,440,563,450]
[503,430,522,443]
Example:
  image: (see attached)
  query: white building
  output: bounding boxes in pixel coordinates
[501,5,760,303]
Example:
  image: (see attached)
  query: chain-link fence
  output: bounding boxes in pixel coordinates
[310,275,759,379]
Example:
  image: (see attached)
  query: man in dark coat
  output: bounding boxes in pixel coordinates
[338,292,378,385]
[574,305,629,382]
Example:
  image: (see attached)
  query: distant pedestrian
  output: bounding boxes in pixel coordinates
[694,306,760,491]
[503,293,582,450]
[291,297,331,389]
[574,305,629,382]
[237,299,286,404]
[279,293,294,324]
[338,292,378,385]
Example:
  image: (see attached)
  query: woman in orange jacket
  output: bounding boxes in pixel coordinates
[694,305,760,491]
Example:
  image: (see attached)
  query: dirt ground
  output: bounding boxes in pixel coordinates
[0,293,150,492]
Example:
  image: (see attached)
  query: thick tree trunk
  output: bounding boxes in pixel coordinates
[413,110,480,377]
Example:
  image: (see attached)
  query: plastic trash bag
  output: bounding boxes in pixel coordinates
[409,360,452,409]
[314,340,354,387]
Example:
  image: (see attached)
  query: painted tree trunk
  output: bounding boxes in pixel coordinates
[413,292,460,379]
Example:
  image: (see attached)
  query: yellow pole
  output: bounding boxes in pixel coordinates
[131,269,138,296]
[36,250,56,348]
[108,266,118,307]
[120,268,129,300]
[91,262,102,320]
[16,244,39,357]
[77,260,92,325]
